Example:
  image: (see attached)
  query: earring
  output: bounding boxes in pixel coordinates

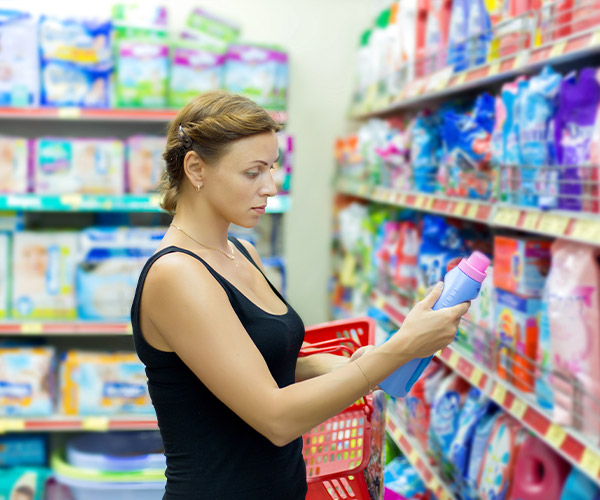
[196,184,200,192]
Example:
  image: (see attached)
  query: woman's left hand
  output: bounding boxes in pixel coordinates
[349,346,380,391]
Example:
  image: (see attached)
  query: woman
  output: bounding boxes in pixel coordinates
[131,90,469,499]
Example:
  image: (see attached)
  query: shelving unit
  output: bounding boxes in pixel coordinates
[386,411,455,500]
[368,286,600,487]
[0,415,157,433]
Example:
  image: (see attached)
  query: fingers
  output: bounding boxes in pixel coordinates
[419,281,444,309]
[446,301,471,319]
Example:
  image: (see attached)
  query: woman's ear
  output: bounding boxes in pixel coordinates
[183,150,206,190]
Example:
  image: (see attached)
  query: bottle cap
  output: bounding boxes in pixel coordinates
[458,251,490,283]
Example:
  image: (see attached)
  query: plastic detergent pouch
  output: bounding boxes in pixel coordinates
[447,0,469,71]
[517,66,561,207]
[440,93,495,199]
[554,68,600,211]
[465,407,500,498]
[547,239,600,439]
[466,0,492,67]
[449,387,493,478]
[410,113,441,193]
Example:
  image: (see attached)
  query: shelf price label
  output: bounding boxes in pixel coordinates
[493,208,521,227]
[408,448,419,465]
[549,39,568,58]
[571,219,600,244]
[414,195,425,208]
[57,107,82,119]
[60,194,83,210]
[21,323,43,334]
[82,417,110,431]
[488,61,501,76]
[522,211,541,231]
[448,351,460,369]
[471,367,483,387]
[453,201,466,216]
[491,383,507,405]
[0,419,25,433]
[454,72,468,86]
[545,423,567,448]
[580,448,600,478]
[510,397,528,420]
[467,204,479,219]
[513,52,528,69]
[589,30,600,48]
[538,214,569,236]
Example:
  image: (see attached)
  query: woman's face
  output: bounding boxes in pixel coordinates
[202,131,279,228]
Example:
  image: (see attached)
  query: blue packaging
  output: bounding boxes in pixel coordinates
[559,467,600,500]
[380,251,490,398]
[411,114,441,193]
[465,408,501,493]
[0,434,48,467]
[535,297,554,410]
[447,0,469,72]
[0,466,52,500]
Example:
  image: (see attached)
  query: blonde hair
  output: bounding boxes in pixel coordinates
[160,91,282,214]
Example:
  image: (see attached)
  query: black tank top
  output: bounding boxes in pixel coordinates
[131,237,307,499]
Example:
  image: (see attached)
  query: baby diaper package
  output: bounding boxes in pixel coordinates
[0,232,9,319]
[0,466,52,500]
[0,347,55,417]
[182,8,240,49]
[39,17,113,108]
[547,239,600,438]
[223,44,289,110]
[0,136,29,193]
[60,350,153,416]
[274,133,293,194]
[0,10,39,106]
[126,135,166,194]
[12,231,78,320]
[116,40,169,108]
[0,434,48,466]
[169,42,226,108]
[111,3,168,40]
[33,138,125,195]
[76,227,164,321]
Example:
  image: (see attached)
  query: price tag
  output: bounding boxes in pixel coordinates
[513,52,528,69]
[589,30,600,48]
[571,219,600,243]
[408,449,419,464]
[126,323,133,334]
[423,197,434,210]
[82,417,110,431]
[545,423,567,448]
[21,323,43,334]
[510,397,528,420]
[488,61,501,76]
[396,193,406,205]
[414,195,425,208]
[467,204,479,219]
[448,351,460,368]
[494,208,521,227]
[0,419,25,433]
[549,40,568,58]
[522,211,541,231]
[454,72,467,86]
[471,367,483,387]
[428,476,441,493]
[58,107,81,119]
[432,67,454,92]
[453,201,466,216]
[538,214,569,236]
[491,383,507,404]
[580,448,600,478]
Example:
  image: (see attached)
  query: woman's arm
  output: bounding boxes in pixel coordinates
[143,253,466,448]
[295,353,346,382]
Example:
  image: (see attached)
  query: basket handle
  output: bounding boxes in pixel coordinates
[298,337,362,357]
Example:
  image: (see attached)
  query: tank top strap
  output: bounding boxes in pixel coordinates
[228,236,260,271]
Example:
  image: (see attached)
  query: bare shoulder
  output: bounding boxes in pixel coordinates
[234,238,265,272]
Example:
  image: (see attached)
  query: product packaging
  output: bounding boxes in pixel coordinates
[0,467,52,500]
[126,135,166,194]
[0,136,29,193]
[181,7,240,49]
[0,434,48,467]
[0,232,9,319]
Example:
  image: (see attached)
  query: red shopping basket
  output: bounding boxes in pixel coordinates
[300,317,377,500]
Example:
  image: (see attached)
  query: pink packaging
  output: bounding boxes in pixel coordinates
[548,239,600,438]
[126,135,166,194]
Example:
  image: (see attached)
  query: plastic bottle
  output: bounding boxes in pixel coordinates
[379,251,490,397]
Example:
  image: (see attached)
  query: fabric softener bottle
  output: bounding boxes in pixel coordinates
[380,251,490,397]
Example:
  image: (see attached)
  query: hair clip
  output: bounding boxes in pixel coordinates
[178,124,194,149]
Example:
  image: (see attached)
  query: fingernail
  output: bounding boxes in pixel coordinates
[436,282,444,289]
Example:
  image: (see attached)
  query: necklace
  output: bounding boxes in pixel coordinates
[170,224,237,267]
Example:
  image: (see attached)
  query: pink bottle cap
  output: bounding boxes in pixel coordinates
[458,251,490,283]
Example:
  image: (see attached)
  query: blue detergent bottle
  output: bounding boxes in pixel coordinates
[380,251,490,397]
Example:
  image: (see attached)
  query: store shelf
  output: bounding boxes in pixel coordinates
[386,411,456,500]
[336,177,600,246]
[354,28,600,118]
[0,322,132,336]
[0,193,291,214]
[0,415,157,433]
[370,286,600,487]
[0,106,288,124]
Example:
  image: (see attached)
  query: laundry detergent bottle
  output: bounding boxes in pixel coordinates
[380,251,490,397]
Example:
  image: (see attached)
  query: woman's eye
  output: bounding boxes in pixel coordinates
[246,171,259,178]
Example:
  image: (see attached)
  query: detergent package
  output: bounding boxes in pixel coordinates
[0,467,53,500]
[517,66,562,207]
[169,42,227,108]
[411,113,442,193]
[0,347,55,417]
[547,240,600,438]
[12,232,78,320]
[535,295,554,410]
[223,44,289,110]
[447,0,469,72]
[439,93,495,199]
[116,40,169,108]
[33,138,125,195]
[471,264,495,365]
[0,136,28,194]
[0,10,39,106]
[59,350,154,416]
[126,135,166,194]
[76,227,164,321]
[554,68,600,212]
[465,407,500,494]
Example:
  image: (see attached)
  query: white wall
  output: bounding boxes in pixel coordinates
[3,0,371,325]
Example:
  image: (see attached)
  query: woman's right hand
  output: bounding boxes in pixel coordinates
[392,282,470,359]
